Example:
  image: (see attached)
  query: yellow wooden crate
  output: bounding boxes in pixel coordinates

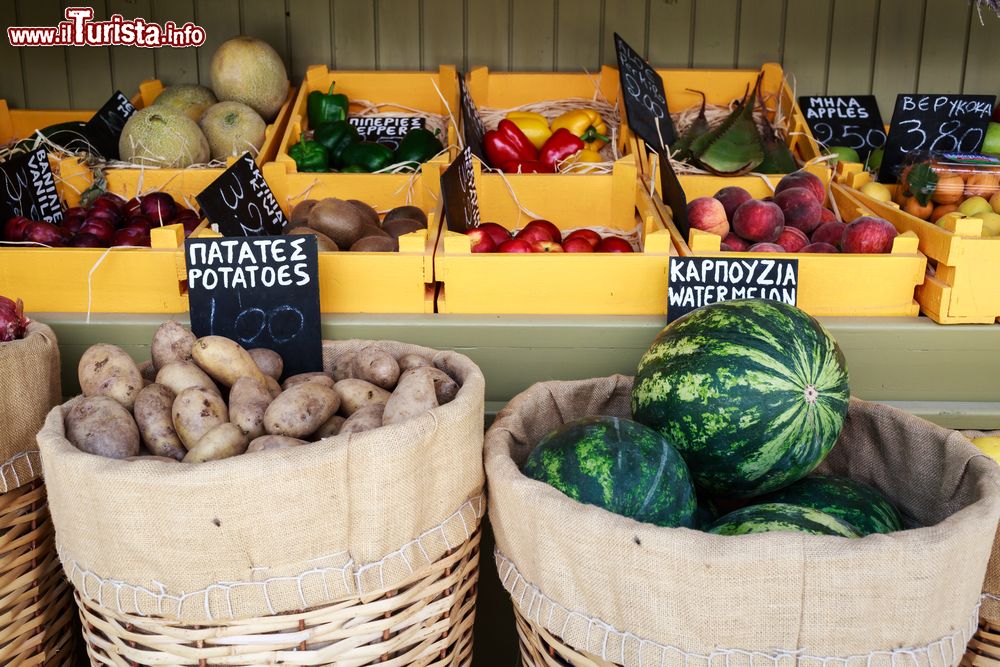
[837,171,1000,324]
[434,155,678,315]
[651,176,926,317]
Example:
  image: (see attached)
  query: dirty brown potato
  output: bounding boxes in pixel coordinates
[288,226,339,251]
[350,236,398,252]
[290,199,318,225]
[248,348,284,380]
[65,396,140,459]
[78,343,144,410]
[182,423,249,463]
[408,366,460,404]
[229,376,273,440]
[313,414,345,438]
[282,371,335,390]
[191,336,268,388]
[151,321,197,371]
[384,205,428,227]
[134,384,186,460]
[171,387,229,450]
[351,346,400,390]
[139,360,157,384]
[308,198,367,249]
[334,379,391,416]
[331,355,355,381]
[264,383,340,438]
[247,435,308,453]
[156,361,220,396]
[264,375,282,399]
[381,218,425,239]
[125,455,181,463]
[397,353,432,372]
[339,403,385,434]
[382,368,438,426]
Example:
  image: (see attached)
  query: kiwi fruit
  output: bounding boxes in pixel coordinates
[307,198,367,249]
[287,226,338,251]
[346,199,380,228]
[290,199,318,225]
[350,236,398,252]
[382,218,426,239]
[384,205,427,227]
[359,223,391,239]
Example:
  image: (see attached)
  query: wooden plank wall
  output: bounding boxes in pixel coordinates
[1,0,997,116]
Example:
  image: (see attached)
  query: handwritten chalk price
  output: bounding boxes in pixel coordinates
[195,153,288,237]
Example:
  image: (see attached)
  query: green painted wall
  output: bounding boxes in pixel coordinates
[1,0,998,118]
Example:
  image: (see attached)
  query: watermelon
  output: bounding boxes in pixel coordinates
[632,300,850,498]
[522,416,697,528]
[761,474,903,535]
[692,494,720,530]
[709,502,860,537]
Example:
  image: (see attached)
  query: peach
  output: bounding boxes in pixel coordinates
[930,204,958,223]
[801,242,839,253]
[776,227,809,252]
[965,173,1000,198]
[841,216,898,254]
[748,243,785,252]
[732,200,784,243]
[774,187,823,233]
[902,196,933,220]
[811,221,846,247]
[819,208,838,224]
[686,197,730,237]
[722,233,751,252]
[931,174,964,205]
[713,186,753,221]
[775,170,826,205]
[563,237,594,252]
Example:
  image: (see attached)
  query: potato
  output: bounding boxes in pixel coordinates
[350,236,398,252]
[65,396,140,459]
[139,360,157,383]
[125,455,180,463]
[264,383,340,437]
[172,387,228,450]
[229,376,273,440]
[156,361,220,396]
[351,347,400,390]
[314,414,345,438]
[290,199,318,225]
[385,205,428,227]
[288,226,339,251]
[182,423,249,463]
[282,371,335,390]
[382,368,438,426]
[134,384,186,460]
[248,348,283,380]
[191,336,268,388]
[334,379,391,416]
[78,343,143,410]
[339,404,384,434]
[409,366,460,404]
[264,375,282,399]
[247,435,308,453]
[332,355,355,381]
[347,199,381,228]
[308,198,367,249]
[397,353,432,372]
[151,321,196,371]
[382,218,425,239]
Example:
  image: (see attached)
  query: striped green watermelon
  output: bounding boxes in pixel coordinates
[760,474,903,535]
[632,300,850,498]
[522,416,697,528]
[709,502,860,537]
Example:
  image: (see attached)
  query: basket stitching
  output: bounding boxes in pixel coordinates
[0,450,40,493]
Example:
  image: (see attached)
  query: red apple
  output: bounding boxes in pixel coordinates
[123,197,143,218]
[732,200,784,242]
[776,226,809,252]
[801,242,839,253]
[515,226,554,244]
[497,239,532,253]
[112,225,151,247]
[466,228,497,253]
[774,187,823,234]
[84,207,118,227]
[89,198,123,225]
[24,221,70,246]
[2,216,32,242]
[819,208,838,224]
[596,237,634,253]
[477,222,512,246]
[563,237,594,252]
[722,233,751,252]
[748,242,785,252]
[93,192,125,212]
[841,216,898,254]
[125,216,153,233]
[811,221,846,247]
[70,233,108,248]
[77,217,116,244]
[180,216,202,237]
[714,186,753,221]
[564,229,601,248]
[686,196,730,237]
[530,240,564,253]
[522,219,561,242]
[775,170,826,205]
[140,192,177,225]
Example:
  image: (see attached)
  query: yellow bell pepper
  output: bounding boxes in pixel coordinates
[571,148,604,163]
[551,109,610,151]
[504,111,552,150]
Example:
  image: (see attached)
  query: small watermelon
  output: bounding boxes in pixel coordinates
[692,493,721,529]
[760,474,903,535]
[632,300,850,498]
[522,416,697,528]
[709,502,860,537]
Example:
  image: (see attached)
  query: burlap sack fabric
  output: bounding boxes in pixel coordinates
[485,375,1000,667]
[38,340,485,624]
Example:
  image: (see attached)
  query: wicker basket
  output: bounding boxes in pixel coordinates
[965,620,1000,667]
[515,605,612,667]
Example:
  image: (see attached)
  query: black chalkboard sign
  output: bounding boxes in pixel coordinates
[0,147,63,224]
[667,256,798,322]
[458,74,486,161]
[84,90,136,160]
[656,147,689,239]
[185,235,322,377]
[614,33,675,150]
[798,95,885,161]
[196,152,288,237]
[349,116,426,150]
[440,147,480,233]
[879,93,996,183]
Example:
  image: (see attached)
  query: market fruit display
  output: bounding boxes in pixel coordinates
[708,503,861,537]
[288,197,427,252]
[152,84,218,122]
[210,36,289,123]
[893,155,1000,236]
[464,219,634,253]
[632,300,851,497]
[67,323,459,462]
[484,110,609,173]
[760,474,903,535]
[522,416,697,528]
[0,296,29,342]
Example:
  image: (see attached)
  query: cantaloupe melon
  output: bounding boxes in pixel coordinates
[153,85,217,122]
[199,101,266,160]
[210,37,288,123]
[119,107,210,168]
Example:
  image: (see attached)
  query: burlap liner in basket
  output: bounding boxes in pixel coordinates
[485,375,1000,667]
[38,339,485,624]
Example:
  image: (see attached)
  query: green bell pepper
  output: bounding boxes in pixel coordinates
[340,142,394,173]
[308,82,349,128]
[393,128,445,171]
[313,120,360,168]
[289,134,329,172]
[340,165,367,173]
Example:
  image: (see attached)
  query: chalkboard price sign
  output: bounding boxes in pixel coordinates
[458,74,486,161]
[798,95,885,161]
[84,90,136,160]
[667,256,798,322]
[196,152,288,237]
[185,235,322,377]
[656,147,689,239]
[440,147,480,233]
[349,116,426,150]
[0,147,63,225]
[614,33,676,150]
[879,93,996,183]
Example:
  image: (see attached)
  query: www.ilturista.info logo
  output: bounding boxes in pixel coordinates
[8,7,206,48]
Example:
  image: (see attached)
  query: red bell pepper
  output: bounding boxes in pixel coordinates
[498,160,555,174]
[539,128,585,169]
[484,119,537,167]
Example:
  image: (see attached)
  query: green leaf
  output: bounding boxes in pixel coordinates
[906,162,938,207]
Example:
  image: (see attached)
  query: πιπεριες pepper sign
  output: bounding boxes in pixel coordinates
[185,234,322,378]
[196,152,288,237]
[798,95,885,161]
[614,33,676,150]
[667,256,798,323]
[459,74,487,161]
[85,90,136,160]
[349,116,426,150]
[879,93,996,183]
[0,147,63,225]
[441,146,480,233]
